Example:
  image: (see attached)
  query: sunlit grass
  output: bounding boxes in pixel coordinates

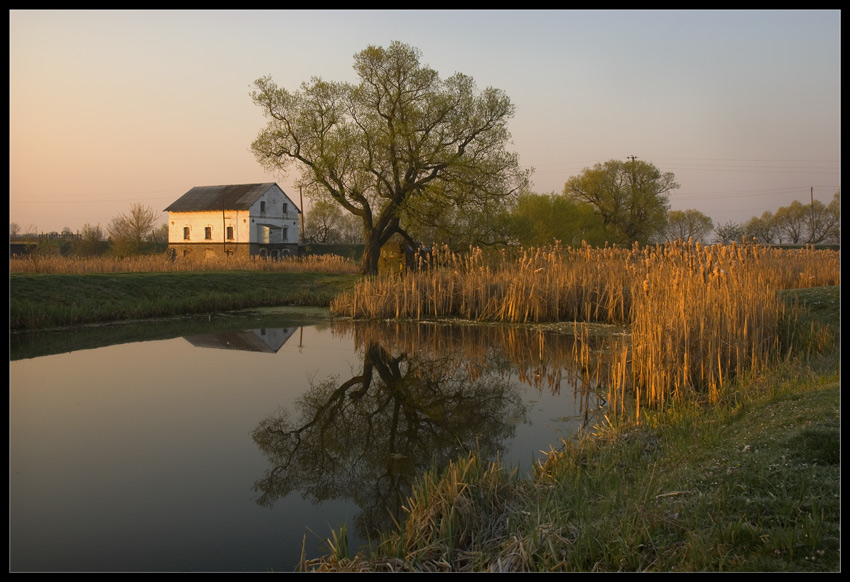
[306,374,840,572]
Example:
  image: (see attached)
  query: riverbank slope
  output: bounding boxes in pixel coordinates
[305,286,841,572]
[9,271,359,331]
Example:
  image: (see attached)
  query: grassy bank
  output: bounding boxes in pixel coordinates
[8,249,840,571]
[305,285,841,572]
[9,271,360,331]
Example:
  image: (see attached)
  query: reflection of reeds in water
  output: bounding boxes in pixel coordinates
[332,242,840,421]
[331,319,612,418]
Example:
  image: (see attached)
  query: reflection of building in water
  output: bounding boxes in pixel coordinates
[183,328,297,354]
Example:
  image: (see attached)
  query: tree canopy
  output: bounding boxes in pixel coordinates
[251,41,529,274]
[564,159,678,246]
[666,209,714,244]
[734,190,840,245]
[508,192,607,248]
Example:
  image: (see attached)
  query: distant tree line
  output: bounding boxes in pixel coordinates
[11,181,839,261]
[13,183,838,260]
[10,203,168,257]
[294,130,840,253]
[712,190,840,246]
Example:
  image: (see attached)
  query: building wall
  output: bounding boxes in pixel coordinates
[168,210,251,245]
[247,184,300,245]
[167,184,301,257]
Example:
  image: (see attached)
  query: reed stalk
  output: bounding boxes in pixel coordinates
[9,252,359,274]
[330,241,839,420]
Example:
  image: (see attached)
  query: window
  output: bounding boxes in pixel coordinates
[282,203,288,215]
[260,201,266,212]
[183,227,191,240]
[226,226,234,240]
[205,226,212,240]
[282,227,288,241]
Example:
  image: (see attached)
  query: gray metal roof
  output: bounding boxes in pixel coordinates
[164,183,291,212]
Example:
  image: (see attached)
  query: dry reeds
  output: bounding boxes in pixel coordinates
[9,252,359,274]
[331,241,840,421]
[332,242,633,324]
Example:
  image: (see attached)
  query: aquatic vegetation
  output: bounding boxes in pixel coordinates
[331,241,839,420]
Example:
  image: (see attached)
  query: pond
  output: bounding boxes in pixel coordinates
[9,308,608,572]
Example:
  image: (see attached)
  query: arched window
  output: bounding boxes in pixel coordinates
[183,227,191,240]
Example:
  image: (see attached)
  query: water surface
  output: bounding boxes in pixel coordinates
[10,310,606,572]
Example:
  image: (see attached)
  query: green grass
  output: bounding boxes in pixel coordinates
[303,286,841,572]
[9,271,360,330]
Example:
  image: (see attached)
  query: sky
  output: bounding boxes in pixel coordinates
[9,9,841,235]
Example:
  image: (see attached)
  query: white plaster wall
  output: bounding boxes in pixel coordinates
[168,211,251,244]
[248,186,300,244]
[167,184,300,245]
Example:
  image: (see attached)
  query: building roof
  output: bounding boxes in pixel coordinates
[164,183,296,212]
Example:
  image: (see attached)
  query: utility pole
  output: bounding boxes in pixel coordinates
[810,186,815,245]
[299,186,306,242]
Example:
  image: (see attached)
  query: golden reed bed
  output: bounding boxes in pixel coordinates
[330,241,839,419]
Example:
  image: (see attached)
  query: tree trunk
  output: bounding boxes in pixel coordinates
[361,232,382,275]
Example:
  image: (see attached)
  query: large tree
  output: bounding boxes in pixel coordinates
[564,159,678,246]
[508,192,607,248]
[250,41,529,274]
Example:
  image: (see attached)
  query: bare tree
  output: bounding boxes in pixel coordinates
[666,209,714,243]
[107,203,160,255]
[807,192,841,244]
[713,220,744,244]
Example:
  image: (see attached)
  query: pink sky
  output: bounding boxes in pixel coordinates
[10,10,840,235]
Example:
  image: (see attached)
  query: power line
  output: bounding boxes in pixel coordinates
[14,196,177,204]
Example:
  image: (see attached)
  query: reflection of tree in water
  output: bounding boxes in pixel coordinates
[253,320,611,542]
[252,330,526,540]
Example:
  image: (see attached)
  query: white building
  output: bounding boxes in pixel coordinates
[165,183,301,258]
